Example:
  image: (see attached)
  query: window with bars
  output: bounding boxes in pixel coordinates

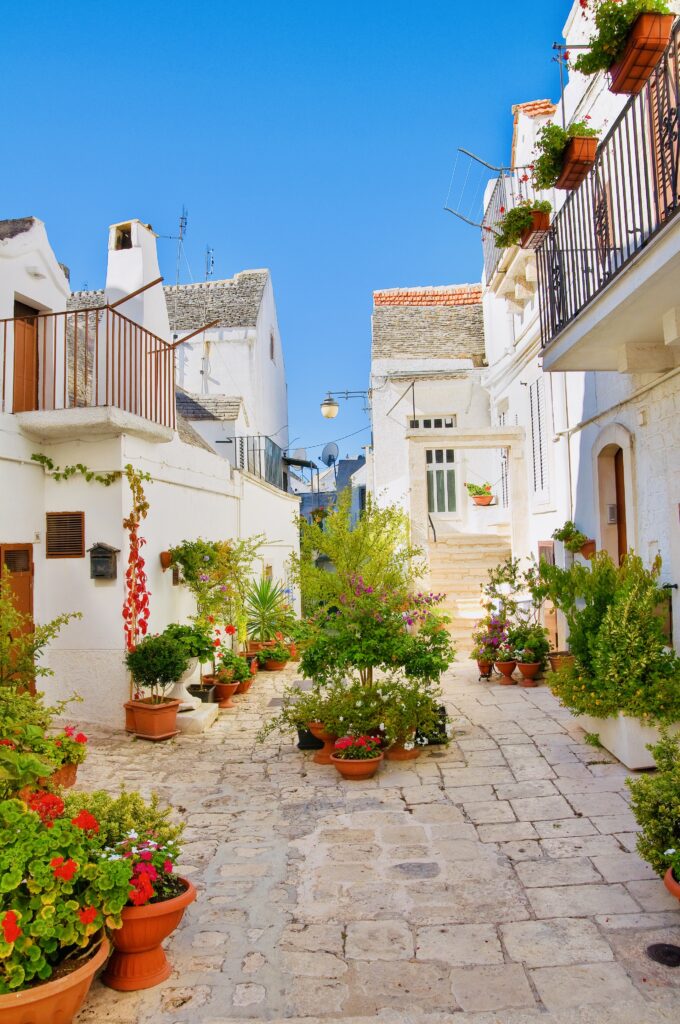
[529,378,549,501]
[46,512,85,558]
[499,449,509,509]
[409,416,457,430]
[426,449,456,513]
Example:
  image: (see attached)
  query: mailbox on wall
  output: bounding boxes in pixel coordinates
[88,542,120,580]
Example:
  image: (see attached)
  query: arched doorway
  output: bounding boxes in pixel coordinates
[597,443,628,562]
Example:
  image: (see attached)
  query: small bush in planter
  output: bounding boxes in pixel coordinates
[125,635,188,703]
[264,642,292,665]
[627,733,680,877]
[219,649,251,682]
[379,678,441,747]
[552,520,591,553]
[508,623,550,668]
[162,623,213,664]
[533,121,600,190]
[493,200,552,249]
[574,0,671,77]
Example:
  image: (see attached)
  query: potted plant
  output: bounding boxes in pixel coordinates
[548,650,575,673]
[162,622,213,703]
[159,551,173,571]
[47,726,89,788]
[263,641,292,671]
[574,1,674,95]
[0,795,131,1021]
[494,642,517,683]
[464,481,495,506]
[493,200,552,250]
[380,679,440,760]
[627,734,680,903]
[214,649,249,706]
[533,120,600,190]
[552,520,596,558]
[330,735,383,780]
[124,635,187,740]
[470,614,509,676]
[245,577,288,651]
[509,623,550,686]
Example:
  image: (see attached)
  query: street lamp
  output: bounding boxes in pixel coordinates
[320,395,340,419]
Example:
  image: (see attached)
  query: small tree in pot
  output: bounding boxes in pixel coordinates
[124,635,188,740]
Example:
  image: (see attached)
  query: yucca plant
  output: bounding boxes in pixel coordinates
[245,578,287,642]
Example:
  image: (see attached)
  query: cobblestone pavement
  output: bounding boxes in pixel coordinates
[74,664,680,1024]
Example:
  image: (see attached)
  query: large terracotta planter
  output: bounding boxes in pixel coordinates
[472,494,494,506]
[330,752,383,780]
[517,663,541,686]
[214,679,239,708]
[663,867,680,903]
[307,722,336,765]
[0,935,109,1024]
[386,741,421,761]
[236,676,254,695]
[125,698,180,741]
[495,660,516,683]
[264,659,289,671]
[548,651,575,673]
[520,210,550,250]
[609,13,675,95]
[555,136,598,190]
[103,878,196,991]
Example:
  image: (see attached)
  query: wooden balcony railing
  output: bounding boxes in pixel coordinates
[537,20,680,348]
[0,305,176,429]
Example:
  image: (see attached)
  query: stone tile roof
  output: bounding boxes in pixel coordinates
[68,269,269,331]
[175,388,242,421]
[0,217,35,240]
[176,411,218,453]
[372,284,485,362]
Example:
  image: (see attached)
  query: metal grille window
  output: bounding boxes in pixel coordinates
[499,449,509,509]
[426,449,456,513]
[529,379,549,500]
[46,512,85,558]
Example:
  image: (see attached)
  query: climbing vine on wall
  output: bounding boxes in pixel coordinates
[31,453,120,487]
[122,464,152,653]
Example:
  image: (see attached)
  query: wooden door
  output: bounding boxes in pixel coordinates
[12,302,39,413]
[0,544,35,691]
[538,540,559,651]
[614,448,628,563]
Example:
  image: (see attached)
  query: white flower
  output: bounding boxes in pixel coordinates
[665,848,677,856]
[379,723,385,731]
[404,741,415,751]
[127,829,138,839]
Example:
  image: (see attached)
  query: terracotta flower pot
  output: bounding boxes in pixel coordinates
[103,878,196,991]
[519,209,550,249]
[477,660,493,677]
[124,698,140,733]
[125,698,180,742]
[555,136,598,190]
[472,494,494,506]
[609,13,675,95]
[236,676,254,694]
[385,741,421,761]
[51,762,78,788]
[330,752,383,780]
[548,652,575,673]
[159,551,173,571]
[663,867,680,903]
[307,722,337,765]
[264,659,288,671]
[214,679,239,708]
[0,935,110,1024]
[247,640,265,653]
[579,539,596,559]
[517,663,541,686]
[494,660,516,683]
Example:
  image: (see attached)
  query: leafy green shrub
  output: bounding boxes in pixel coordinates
[162,623,213,662]
[63,789,184,849]
[552,520,591,553]
[379,678,441,745]
[627,733,680,876]
[264,642,291,663]
[574,1,671,76]
[219,649,251,681]
[125,635,188,701]
[509,622,551,667]
[533,122,599,190]
[494,200,552,249]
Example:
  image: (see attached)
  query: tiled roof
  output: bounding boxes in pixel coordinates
[175,388,242,421]
[511,99,556,118]
[373,284,482,308]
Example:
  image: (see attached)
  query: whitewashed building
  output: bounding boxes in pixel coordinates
[0,217,299,725]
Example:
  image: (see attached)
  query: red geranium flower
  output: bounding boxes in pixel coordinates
[1,910,22,944]
[225,624,236,635]
[163,859,173,873]
[78,907,97,925]
[129,873,154,906]
[63,725,75,738]
[51,857,78,881]
[29,792,65,827]
[71,809,99,834]
[0,738,16,748]
[74,733,88,744]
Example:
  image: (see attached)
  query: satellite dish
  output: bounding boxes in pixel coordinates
[321,442,339,467]
[292,448,308,462]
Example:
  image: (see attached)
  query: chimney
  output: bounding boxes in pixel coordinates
[105,220,170,341]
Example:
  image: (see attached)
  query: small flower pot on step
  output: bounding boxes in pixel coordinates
[307,722,337,764]
[494,660,517,683]
[330,752,383,780]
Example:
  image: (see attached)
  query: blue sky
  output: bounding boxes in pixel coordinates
[3,1,563,461]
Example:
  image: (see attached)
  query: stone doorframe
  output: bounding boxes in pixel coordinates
[407,427,527,553]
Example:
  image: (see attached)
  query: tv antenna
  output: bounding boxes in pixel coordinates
[205,246,215,280]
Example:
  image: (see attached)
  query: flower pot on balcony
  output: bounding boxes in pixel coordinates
[472,494,494,506]
[609,13,675,95]
[159,550,173,571]
[102,879,196,991]
[125,698,180,741]
[555,136,598,190]
[519,209,550,250]
[0,935,110,1024]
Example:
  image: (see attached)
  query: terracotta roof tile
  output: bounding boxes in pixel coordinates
[373,284,482,308]
[512,99,557,118]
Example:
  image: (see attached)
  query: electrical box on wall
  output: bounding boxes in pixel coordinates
[607,504,618,525]
[88,542,119,580]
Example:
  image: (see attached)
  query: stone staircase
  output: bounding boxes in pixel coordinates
[427,532,512,655]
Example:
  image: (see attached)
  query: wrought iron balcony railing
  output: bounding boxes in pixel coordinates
[225,435,287,491]
[482,170,539,283]
[537,20,680,347]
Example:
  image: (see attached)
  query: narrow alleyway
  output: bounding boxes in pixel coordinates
[75,665,680,1024]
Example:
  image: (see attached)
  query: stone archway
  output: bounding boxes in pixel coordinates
[592,423,635,560]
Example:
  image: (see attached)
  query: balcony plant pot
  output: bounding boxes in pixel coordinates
[214,679,239,708]
[102,878,196,992]
[307,721,337,764]
[519,210,550,249]
[297,727,324,751]
[609,13,675,95]
[125,698,180,741]
[579,539,596,559]
[548,651,575,673]
[494,660,516,683]
[472,494,494,507]
[555,136,598,190]
[663,868,680,904]
[264,659,288,671]
[574,712,680,770]
[159,550,173,571]
[187,683,216,704]
[517,662,541,686]
[0,934,110,1024]
[330,751,383,780]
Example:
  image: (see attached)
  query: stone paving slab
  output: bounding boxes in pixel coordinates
[73,663,680,1023]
